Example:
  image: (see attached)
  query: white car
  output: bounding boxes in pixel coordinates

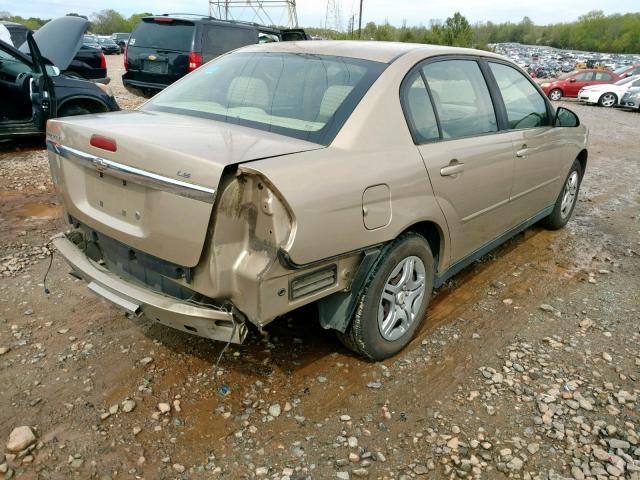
[578,75,640,107]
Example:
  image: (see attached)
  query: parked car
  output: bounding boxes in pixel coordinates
[97,37,121,55]
[123,14,309,97]
[614,64,640,78]
[82,34,101,49]
[0,16,118,141]
[578,75,640,107]
[540,69,620,100]
[1,20,109,83]
[47,41,587,360]
[111,32,130,50]
[620,87,640,111]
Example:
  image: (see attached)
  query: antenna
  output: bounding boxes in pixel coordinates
[208,0,299,28]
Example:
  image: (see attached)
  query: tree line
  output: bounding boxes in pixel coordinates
[1,8,638,54]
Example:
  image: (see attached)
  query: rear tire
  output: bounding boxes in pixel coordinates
[549,89,562,101]
[598,92,617,107]
[337,233,434,361]
[542,160,582,230]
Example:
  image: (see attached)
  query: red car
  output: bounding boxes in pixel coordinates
[540,69,621,101]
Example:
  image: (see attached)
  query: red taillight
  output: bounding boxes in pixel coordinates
[100,51,106,70]
[154,17,174,23]
[188,51,203,72]
[90,135,117,152]
[124,45,128,71]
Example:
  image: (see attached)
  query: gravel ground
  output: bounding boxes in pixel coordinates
[0,54,639,480]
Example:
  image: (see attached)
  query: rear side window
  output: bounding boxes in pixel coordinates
[594,71,612,81]
[402,72,439,143]
[130,20,194,51]
[489,62,549,129]
[201,25,257,60]
[422,59,497,139]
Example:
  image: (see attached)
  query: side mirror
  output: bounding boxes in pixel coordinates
[45,65,61,77]
[555,107,580,127]
[569,78,577,83]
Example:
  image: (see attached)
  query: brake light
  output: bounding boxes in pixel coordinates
[124,45,128,71]
[154,17,174,23]
[100,51,106,70]
[90,135,117,152]
[188,51,203,72]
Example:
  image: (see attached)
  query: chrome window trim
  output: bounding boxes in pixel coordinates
[46,141,216,203]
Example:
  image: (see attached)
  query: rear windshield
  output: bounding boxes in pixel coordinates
[143,52,386,145]
[130,19,194,51]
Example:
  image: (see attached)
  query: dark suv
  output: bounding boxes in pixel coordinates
[122,14,309,97]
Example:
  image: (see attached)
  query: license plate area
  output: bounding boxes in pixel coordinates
[86,172,146,226]
[142,60,168,74]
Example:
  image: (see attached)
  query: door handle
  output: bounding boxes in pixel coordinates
[516,144,528,159]
[440,160,464,177]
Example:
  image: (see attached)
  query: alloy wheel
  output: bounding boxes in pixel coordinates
[560,171,579,219]
[550,89,562,101]
[378,256,426,342]
[600,93,616,107]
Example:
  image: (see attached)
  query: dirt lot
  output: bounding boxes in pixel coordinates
[0,54,639,480]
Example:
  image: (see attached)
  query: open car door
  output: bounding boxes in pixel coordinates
[280,29,310,41]
[26,31,55,131]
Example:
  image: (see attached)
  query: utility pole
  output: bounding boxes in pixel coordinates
[358,0,363,39]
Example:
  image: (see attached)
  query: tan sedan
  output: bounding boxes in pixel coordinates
[46,41,588,360]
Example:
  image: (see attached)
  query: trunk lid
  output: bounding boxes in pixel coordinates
[47,110,322,267]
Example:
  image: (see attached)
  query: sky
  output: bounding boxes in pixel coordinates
[0,0,638,28]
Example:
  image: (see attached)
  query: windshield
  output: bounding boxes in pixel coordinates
[130,19,194,51]
[614,66,629,75]
[143,52,387,145]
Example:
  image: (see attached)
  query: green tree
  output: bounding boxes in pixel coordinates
[91,9,128,34]
[442,12,473,47]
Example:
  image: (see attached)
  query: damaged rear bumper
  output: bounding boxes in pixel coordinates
[51,233,247,344]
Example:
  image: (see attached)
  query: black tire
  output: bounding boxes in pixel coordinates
[337,233,434,361]
[57,105,92,117]
[597,92,617,107]
[549,89,562,101]
[542,160,583,230]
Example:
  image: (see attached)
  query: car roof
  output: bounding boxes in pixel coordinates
[238,40,507,64]
[142,14,281,33]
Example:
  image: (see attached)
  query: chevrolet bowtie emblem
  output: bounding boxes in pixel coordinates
[148,55,157,61]
[92,158,108,172]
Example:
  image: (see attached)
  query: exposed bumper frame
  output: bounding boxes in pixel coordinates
[52,233,247,344]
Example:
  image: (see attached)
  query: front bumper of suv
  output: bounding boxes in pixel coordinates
[52,233,247,343]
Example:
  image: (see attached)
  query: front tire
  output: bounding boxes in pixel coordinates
[549,89,562,101]
[542,160,582,230]
[338,233,434,361]
[598,92,617,107]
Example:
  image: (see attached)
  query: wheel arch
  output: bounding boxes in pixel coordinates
[576,149,588,179]
[398,219,446,274]
[56,96,110,116]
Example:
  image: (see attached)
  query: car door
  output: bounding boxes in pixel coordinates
[487,61,563,219]
[403,58,517,261]
[566,71,594,96]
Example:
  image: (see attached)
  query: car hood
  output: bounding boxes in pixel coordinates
[19,16,88,70]
[0,24,11,45]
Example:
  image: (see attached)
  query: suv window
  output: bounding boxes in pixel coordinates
[574,72,593,81]
[489,62,549,129]
[202,25,257,61]
[422,59,497,139]
[402,72,439,143]
[594,71,612,81]
[130,20,194,51]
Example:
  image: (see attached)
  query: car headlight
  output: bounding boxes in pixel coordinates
[96,83,114,97]
[541,82,550,88]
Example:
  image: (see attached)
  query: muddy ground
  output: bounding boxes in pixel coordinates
[0,55,639,480]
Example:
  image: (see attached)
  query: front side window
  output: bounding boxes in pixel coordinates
[143,52,386,145]
[489,62,549,129]
[422,59,497,139]
[402,72,439,143]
